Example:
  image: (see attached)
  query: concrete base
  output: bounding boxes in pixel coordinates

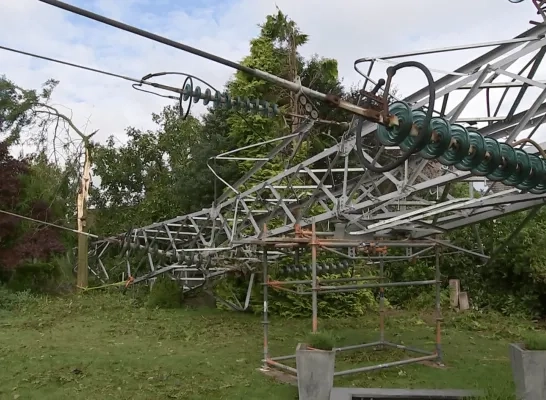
[510,343,546,400]
[296,343,335,400]
[330,388,482,400]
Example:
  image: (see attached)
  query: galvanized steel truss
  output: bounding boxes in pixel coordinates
[88,24,546,297]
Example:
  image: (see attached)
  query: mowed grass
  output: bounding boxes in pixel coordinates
[0,291,531,400]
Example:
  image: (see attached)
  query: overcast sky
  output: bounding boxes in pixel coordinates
[1,0,545,147]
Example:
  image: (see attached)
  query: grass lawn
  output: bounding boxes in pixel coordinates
[0,291,532,400]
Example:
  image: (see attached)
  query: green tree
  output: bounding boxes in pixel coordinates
[0,145,67,276]
[0,75,59,145]
[90,106,239,236]
[0,76,105,293]
[218,8,345,205]
[91,9,350,236]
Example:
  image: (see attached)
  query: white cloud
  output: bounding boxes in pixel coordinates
[0,0,545,149]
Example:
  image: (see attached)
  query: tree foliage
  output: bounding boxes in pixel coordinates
[0,77,79,290]
[0,142,65,270]
[90,106,241,236]
[0,75,60,146]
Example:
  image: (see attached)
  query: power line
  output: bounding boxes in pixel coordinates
[0,44,283,129]
[36,0,277,80]
[0,209,99,238]
[0,44,331,127]
[0,44,184,98]
[36,0,358,115]
[0,45,139,84]
[0,44,193,102]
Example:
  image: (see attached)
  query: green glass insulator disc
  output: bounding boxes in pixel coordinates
[400,110,432,154]
[182,84,192,101]
[183,84,192,101]
[530,159,546,194]
[503,149,530,187]
[224,94,232,109]
[242,97,251,111]
[376,101,414,146]
[487,143,516,181]
[192,86,201,103]
[530,184,546,194]
[419,117,452,160]
[455,130,486,171]
[517,154,544,191]
[438,124,469,166]
[472,138,501,176]
[213,91,222,108]
[260,100,270,116]
[202,88,212,106]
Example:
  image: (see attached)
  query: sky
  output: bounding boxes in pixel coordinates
[1,0,545,148]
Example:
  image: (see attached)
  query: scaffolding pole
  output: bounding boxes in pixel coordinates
[257,223,444,377]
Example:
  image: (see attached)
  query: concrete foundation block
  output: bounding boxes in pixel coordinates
[449,279,460,308]
[458,292,469,311]
[296,343,335,400]
[510,343,546,400]
[330,387,482,399]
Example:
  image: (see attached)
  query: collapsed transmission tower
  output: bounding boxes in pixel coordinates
[33,1,546,303]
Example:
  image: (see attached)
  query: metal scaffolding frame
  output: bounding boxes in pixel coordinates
[243,223,445,376]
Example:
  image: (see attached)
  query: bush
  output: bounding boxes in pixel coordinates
[5,261,57,292]
[523,332,546,350]
[305,331,336,350]
[146,275,182,309]
[250,271,381,318]
[1,254,75,294]
[403,287,451,310]
[209,268,382,318]
[0,285,41,311]
[212,271,251,311]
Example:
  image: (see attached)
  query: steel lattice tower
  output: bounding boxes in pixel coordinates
[81,22,546,299]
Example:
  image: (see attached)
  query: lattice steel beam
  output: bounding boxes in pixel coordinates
[87,24,546,291]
